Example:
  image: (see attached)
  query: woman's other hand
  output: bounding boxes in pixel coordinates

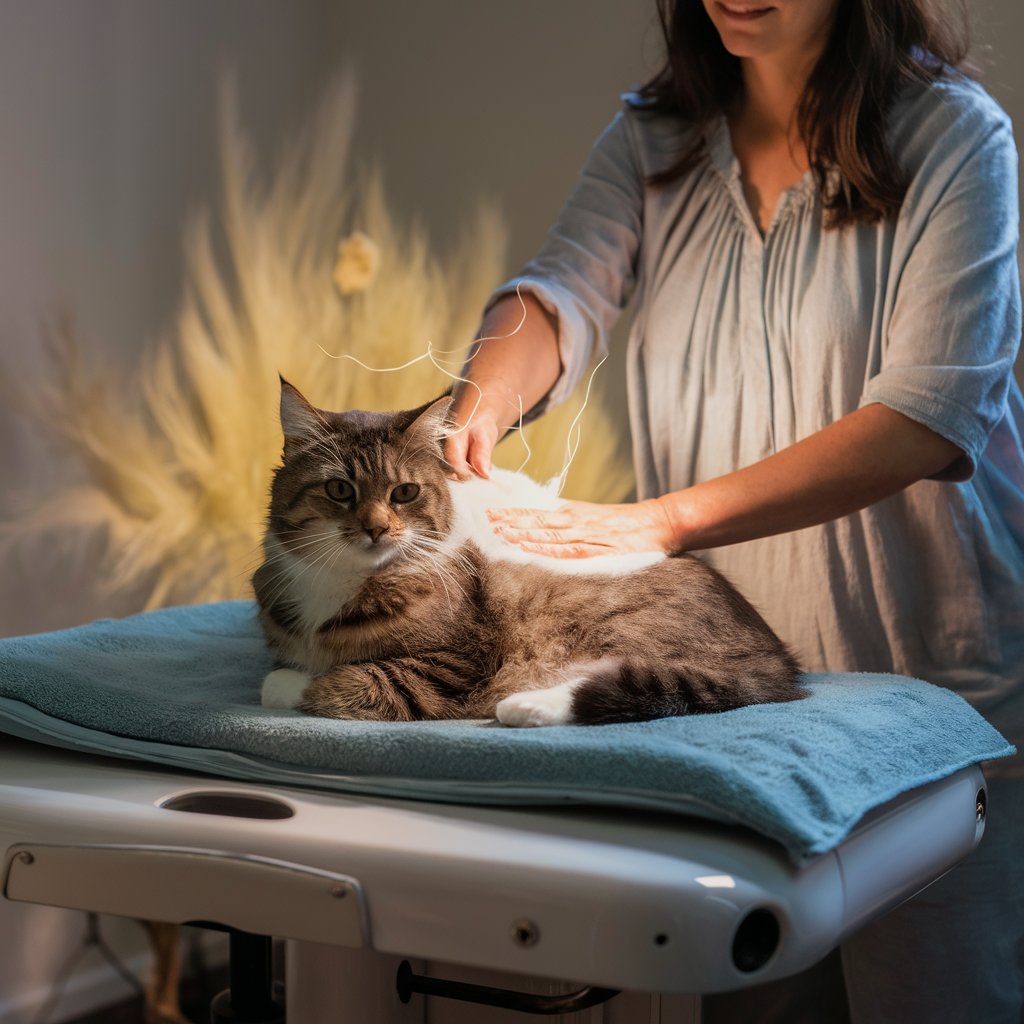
[442,291,563,481]
[487,498,678,558]
[444,386,503,480]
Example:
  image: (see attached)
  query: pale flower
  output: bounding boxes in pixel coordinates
[333,230,380,294]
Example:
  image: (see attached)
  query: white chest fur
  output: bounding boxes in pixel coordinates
[264,534,371,633]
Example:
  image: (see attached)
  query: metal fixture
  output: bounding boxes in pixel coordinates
[509,918,540,947]
[396,960,618,1015]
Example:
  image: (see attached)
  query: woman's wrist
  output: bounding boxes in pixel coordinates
[451,375,525,432]
[647,492,694,554]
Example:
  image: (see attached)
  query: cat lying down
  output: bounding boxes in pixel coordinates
[254,381,803,727]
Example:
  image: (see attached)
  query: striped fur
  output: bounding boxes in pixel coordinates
[253,382,803,726]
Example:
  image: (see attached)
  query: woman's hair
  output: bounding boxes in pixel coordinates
[637,0,973,227]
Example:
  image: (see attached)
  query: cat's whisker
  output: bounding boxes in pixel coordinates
[257,545,338,609]
[422,549,476,581]
[261,521,373,611]
[414,544,466,583]
[257,537,338,583]
[395,440,442,471]
[405,536,476,577]
[322,533,354,580]
[410,530,474,558]
[257,531,357,605]
[275,526,351,546]
[413,527,473,555]
[418,554,464,616]
[401,542,470,609]
[305,533,355,582]
[274,532,355,561]
[426,561,455,616]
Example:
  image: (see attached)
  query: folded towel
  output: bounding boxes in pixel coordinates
[0,601,1013,862]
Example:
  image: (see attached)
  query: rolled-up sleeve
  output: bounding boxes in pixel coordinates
[860,111,1022,480]
[485,110,645,417]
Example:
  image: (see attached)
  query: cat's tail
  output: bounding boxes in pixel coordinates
[494,653,803,728]
[570,653,804,725]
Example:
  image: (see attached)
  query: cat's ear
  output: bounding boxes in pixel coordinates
[279,377,328,453]
[402,396,454,447]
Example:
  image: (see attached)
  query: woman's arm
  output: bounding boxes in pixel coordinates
[446,110,645,479]
[445,293,561,479]
[489,403,963,556]
[663,402,961,550]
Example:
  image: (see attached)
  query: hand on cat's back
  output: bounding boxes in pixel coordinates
[487,498,678,558]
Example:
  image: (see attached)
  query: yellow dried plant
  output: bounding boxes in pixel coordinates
[2,75,633,611]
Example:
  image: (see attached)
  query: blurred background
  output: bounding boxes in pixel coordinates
[0,2,1020,1021]
[0,0,656,640]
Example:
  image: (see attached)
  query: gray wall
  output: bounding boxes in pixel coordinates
[0,2,1020,1020]
[0,0,340,637]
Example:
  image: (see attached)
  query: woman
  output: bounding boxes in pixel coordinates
[446,0,1024,1021]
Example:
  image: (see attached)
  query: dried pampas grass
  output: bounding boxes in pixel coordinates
[2,74,633,611]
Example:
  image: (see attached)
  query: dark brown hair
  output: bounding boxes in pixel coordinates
[637,0,973,227]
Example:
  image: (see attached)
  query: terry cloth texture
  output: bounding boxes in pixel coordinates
[0,601,1014,863]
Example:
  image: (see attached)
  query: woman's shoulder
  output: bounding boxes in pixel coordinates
[606,90,703,176]
[889,73,1014,172]
[619,89,699,135]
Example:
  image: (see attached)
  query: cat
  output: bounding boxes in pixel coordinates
[253,379,803,726]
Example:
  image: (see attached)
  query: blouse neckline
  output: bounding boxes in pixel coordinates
[703,115,816,241]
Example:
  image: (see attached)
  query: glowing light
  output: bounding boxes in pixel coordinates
[694,875,736,889]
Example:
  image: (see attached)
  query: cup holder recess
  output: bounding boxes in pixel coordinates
[160,790,295,820]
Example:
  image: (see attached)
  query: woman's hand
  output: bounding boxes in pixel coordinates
[487,498,678,558]
[443,384,505,480]
[442,292,563,480]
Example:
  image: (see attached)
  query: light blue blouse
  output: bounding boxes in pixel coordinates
[494,75,1024,772]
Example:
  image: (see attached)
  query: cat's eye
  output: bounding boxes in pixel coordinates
[390,483,420,504]
[324,479,355,503]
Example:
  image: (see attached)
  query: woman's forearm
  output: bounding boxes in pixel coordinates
[445,292,562,478]
[453,293,561,430]
[658,403,963,551]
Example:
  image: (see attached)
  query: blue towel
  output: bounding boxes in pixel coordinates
[0,601,1014,863]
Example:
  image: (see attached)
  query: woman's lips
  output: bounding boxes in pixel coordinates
[716,2,776,21]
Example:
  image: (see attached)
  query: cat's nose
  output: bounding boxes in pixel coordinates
[367,524,390,543]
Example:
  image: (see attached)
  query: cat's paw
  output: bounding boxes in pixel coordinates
[495,683,577,728]
[261,668,311,710]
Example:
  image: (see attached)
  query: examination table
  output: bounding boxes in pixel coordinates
[0,602,1013,1022]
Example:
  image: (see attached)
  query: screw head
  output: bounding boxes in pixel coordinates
[510,918,540,947]
[329,884,348,899]
[976,800,986,823]
[16,851,34,865]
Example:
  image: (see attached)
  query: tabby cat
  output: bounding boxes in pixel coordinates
[254,380,802,726]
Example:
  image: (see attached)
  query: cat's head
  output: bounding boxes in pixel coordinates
[266,378,456,570]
